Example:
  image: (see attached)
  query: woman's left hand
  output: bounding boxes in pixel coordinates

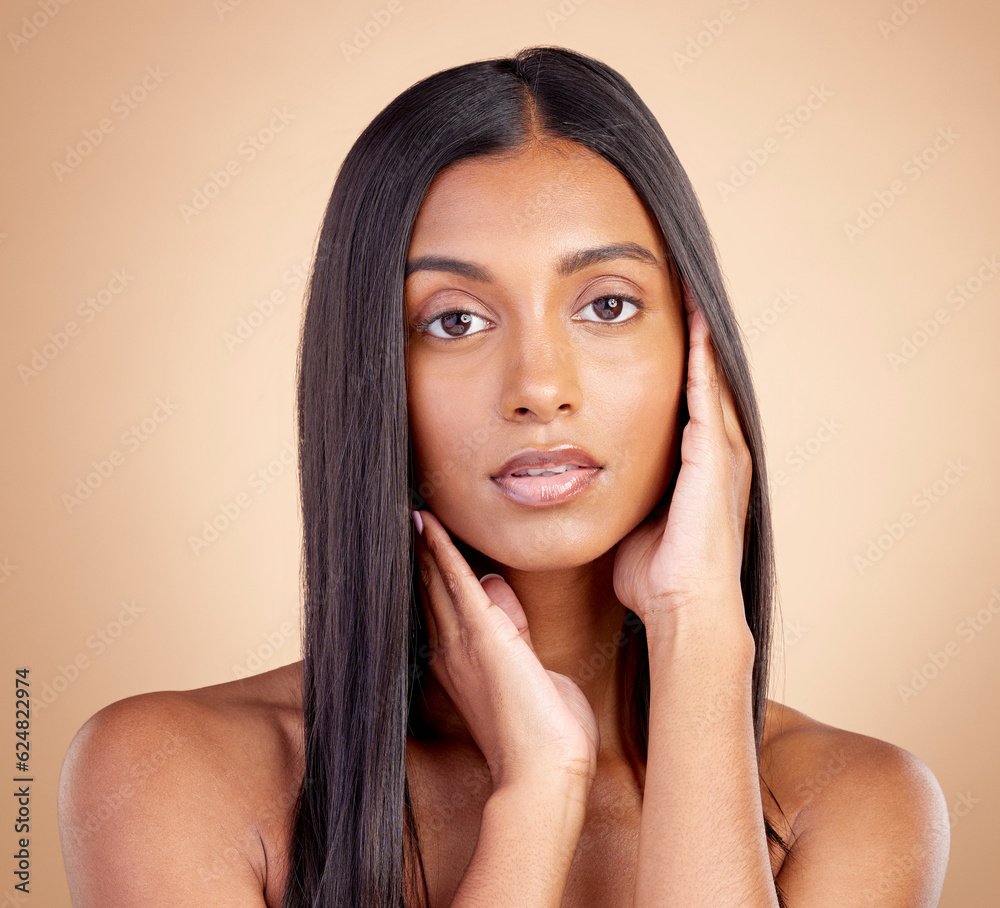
[612,282,754,638]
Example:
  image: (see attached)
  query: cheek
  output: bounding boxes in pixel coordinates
[407,376,482,503]
[603,354,685,500]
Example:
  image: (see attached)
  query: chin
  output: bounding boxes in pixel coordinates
[447,514,621,574]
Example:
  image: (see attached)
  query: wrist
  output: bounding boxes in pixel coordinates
[495,759,594,795]
[643,605,756,674]
[489,770,591,832]
[491,747,597,798]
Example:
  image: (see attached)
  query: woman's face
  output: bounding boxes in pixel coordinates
[404,139,687,571]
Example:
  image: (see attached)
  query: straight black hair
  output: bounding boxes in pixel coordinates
[284,45,790,908]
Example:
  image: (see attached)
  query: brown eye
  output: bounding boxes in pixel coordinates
[419,310,489,339]
[578,294,643,324]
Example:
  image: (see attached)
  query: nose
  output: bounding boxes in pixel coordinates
[500,324,583,422]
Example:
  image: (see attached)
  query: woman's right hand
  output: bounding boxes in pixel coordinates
[412,508,600,794]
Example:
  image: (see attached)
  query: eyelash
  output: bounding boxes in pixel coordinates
[413,294,647,339]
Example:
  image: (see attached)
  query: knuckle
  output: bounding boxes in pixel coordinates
[417,557,434,590]
[437,635,484,696]
[453,622,487,672]
[440,568,462,600]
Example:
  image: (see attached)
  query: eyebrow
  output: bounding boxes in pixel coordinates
[403,242,662,282]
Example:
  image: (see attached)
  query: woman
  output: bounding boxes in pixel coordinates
[59,45,950,907]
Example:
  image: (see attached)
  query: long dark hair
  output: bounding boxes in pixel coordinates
[284,45,790,908]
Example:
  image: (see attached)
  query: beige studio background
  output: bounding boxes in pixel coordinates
[1,0,998,904]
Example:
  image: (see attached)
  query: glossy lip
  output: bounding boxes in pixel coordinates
[491,445,602,478]
[491,465,603,507]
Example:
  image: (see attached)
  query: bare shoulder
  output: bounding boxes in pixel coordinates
[58,661,305,907]
[761,699,950,906]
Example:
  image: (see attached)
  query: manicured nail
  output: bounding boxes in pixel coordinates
[478,573,504,584]
[411,509,424,535]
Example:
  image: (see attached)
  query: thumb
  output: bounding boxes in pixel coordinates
[479,574,534,651]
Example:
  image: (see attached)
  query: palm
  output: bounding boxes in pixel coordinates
[463,580,602,770]
[613,428,727,618]
[412,514,602,786]
[612,288,752,625]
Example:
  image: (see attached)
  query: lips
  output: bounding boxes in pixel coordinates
[491,445,602,478]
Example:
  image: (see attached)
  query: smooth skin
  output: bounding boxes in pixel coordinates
[57,138,950,907]
[404,138,687,780]
[409,282,744,788]
[405,138,950,906]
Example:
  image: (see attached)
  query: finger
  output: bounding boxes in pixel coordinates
[418,510,503,637]
[680,278,699,322]
[680,285,753,556]
[479,575,534,652]
[414,542,442,664]
[683,299,727,435]
[682,282,748,455]
[413,525,460,653]
[696,324,753,542]
[682,289,753,529]
[701,316,746,454]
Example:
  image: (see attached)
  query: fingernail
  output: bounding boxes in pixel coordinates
[478,573,504,584]
[411,509,423,535]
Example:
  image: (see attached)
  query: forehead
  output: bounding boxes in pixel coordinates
[407,140,666,258]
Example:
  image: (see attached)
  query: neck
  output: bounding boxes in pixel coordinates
[410,542,643,770]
